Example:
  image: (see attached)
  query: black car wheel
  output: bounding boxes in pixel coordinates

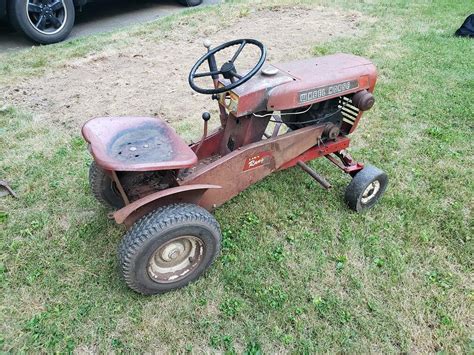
[177,0,203,6]
[9,0,75,44]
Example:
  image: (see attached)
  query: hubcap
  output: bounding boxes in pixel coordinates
[26,0,67,35]
[361,180,381,204]
[147,236,203,283]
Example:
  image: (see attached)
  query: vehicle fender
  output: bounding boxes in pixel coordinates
[113,184,222,228]
[73,0,88,7]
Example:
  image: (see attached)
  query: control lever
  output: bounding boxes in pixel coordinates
[203,39,219,83]
[203,39,212,51]
[195,112,211,156]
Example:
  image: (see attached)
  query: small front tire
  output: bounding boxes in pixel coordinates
[119,203,221,295]
[345,165,388,212]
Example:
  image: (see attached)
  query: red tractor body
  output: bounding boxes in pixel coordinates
[82,40,387,294]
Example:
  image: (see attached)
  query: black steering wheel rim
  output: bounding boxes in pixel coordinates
[188,39,267,95]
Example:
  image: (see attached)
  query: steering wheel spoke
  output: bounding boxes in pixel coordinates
[230,40,246,63]
[230,71,242,80]
[189,39,266,95]
[193,70,221,79]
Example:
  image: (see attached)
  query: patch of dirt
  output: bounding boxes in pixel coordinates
[2,5,363,140]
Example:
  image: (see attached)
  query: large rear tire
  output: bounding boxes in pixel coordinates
[119,204,221,295]
[88,161,125,210]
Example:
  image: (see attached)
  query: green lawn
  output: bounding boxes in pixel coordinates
[1,0,473,352]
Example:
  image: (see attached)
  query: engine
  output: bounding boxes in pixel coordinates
[280,90,375,141]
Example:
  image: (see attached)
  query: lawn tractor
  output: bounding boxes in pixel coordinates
[82,39,388,295]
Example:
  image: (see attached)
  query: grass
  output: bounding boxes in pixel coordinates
[1,0,473,352]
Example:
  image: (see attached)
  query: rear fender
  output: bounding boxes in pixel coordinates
[114,184,222,228]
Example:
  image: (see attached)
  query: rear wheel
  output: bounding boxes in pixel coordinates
[119,204,221,295]
[345,165,388,212]
[9,0,75,44]
[88,161,125,210]
[176,0,203,6]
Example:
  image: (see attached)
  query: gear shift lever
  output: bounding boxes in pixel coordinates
[203,39,212,51]
[195,112,211,156]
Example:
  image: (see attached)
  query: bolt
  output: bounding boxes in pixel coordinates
[169,249,179,260]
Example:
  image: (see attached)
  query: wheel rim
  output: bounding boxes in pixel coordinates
[26,0,68,35]
[361,180,381,204]
[147,236,204,283]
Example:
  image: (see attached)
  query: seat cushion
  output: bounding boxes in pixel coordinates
[82,117,197,172]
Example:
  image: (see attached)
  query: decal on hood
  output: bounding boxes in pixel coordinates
[298,80,359,104]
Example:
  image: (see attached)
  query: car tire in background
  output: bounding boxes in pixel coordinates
[177,0,203,6]
[9,0,75,44]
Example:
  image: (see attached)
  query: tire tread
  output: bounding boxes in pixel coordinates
[118,203,221,295]
[88,161,124,209]
[345,165,388,212]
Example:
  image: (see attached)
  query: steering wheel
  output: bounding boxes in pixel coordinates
[189,39,267,95]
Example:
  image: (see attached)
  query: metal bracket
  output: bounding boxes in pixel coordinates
[263,114,283,139]
[0,180,18,198]
[325,150,364,175]
[297,161,332,189]
[111,171,130,205]
[271,115,283,138]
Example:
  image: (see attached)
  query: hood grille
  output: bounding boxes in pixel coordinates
[339,96,360,126]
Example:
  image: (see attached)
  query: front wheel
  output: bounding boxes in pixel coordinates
[176,0,203,6]
[345,165,388,212]
[9,0,75,44]
[118,204,221,295]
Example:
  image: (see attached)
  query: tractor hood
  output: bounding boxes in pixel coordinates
[222,53,377,117]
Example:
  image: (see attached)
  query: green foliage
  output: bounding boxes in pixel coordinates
[219,298,244,318]
[0,0,472,353]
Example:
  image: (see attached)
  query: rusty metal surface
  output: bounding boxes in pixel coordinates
[222,67,294,117]
[111,170,130,205]
[180,125,325,210]
[86,51,379,228]
[326,150,364,174]
[118,170,177,202]
[190,128,225,160]
[217,53,376,124]
[114,184,222,225]
[278,136,351,170]
[82,116,198,172]
[296,161,332,189]
[0,180,17,198]
[177,155,222,181]
[267,54,377,111]
[194,119,209,157]
[219,113,270,155]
